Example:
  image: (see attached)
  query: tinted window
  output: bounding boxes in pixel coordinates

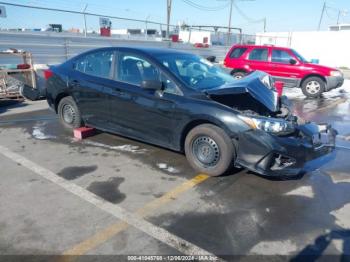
[272,49,293,64]
[116,53,159,86]
[248,48,268,61]
[75,51,113,78]
[230,47,247,58]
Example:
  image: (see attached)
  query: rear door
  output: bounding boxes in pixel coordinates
[246,47,272,74]
[70,50,115,127]
[269,48,301,87]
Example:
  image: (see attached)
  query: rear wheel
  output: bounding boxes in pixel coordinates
[57,96,82,129]
[184,124,236,177]
[231,71,246,79]
[301,77,325,98]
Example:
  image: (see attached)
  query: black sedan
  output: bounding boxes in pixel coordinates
[46,47,336,177]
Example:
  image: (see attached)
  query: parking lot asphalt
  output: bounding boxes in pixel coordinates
[1,82,350,260]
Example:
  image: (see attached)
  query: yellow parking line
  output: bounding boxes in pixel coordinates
[61,173,209,258]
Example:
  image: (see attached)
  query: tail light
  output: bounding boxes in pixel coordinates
[43,69,53,80]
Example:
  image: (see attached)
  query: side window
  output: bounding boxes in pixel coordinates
[160,73,181,95]
[74,51,113,78]
[229,47,247,58]
[248,48,268,61]
[272,49,293,64]
[116,53,159,86]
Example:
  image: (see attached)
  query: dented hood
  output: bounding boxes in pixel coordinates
[204,71,279,112]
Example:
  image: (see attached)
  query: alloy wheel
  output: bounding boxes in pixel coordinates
[305,81,321,94]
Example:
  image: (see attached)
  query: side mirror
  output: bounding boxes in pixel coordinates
[140,80,163,90]
[206,56,216,63]
[289,58,297,65]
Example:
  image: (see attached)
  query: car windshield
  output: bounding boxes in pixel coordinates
[292,49,308,63]
[155,53,236,90]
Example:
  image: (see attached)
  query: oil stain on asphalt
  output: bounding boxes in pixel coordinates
[57,165,98,180]
[87,177,126,203]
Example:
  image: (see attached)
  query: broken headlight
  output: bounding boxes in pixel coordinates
[239,115,295,135]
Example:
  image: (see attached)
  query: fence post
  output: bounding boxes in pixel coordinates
[64,38,69,61]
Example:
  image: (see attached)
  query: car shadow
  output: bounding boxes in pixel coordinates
[291,229,350,261]
[0,98,26,114]
[148,148,350,257]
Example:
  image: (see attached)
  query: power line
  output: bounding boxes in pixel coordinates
[233,1,264,23]
[0,1,176,27]
[181,0,229,11]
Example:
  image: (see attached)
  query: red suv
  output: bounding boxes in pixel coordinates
[224,44,344,97]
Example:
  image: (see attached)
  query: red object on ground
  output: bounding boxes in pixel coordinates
[17,64,30,69]
[73,127,96,140]
[100,27,111,37]
[194,43,204,48]
[171,35,179,42]
[194,43,209,48]
[274,81,284,97]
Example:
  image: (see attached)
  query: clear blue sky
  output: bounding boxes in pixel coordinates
[1,0,349,33]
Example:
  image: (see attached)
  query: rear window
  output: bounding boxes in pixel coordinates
[74,50,114,79]
[248,48,268,61]
[229,47,247,58]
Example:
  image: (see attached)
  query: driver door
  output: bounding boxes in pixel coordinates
[107,52,180,148]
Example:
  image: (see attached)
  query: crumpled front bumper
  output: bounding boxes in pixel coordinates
[235,123,337,177]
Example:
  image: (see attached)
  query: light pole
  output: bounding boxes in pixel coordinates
[145,15,150,40]
[82,4,88,37]
[227,0,233,45]
[337,9,348,25]
[318,1,326,31]
[166,0,172,39]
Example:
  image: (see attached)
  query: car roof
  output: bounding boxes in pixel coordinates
[91,46,192,56]
[233,44,292,51]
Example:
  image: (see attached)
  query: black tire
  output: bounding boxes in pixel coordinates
[301,77,325,98]
[57,96,83,129]
[231,71,246,79]
[184,124,236,177]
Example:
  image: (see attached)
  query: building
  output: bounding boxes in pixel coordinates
[329,24,350,31]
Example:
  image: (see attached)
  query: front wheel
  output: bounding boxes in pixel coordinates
[301,77,325,98]
[184,124,236,177]
[57,96,83,129]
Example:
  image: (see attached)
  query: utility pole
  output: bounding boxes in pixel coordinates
[317,1,326,31]
[166,0,172,39]
[337,10,348,25]
[145,15,150,40]
[83,4,88,37]
[337,10,341,24]
[227,0,233,45]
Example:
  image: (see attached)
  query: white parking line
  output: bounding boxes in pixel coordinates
[0,145,218,258]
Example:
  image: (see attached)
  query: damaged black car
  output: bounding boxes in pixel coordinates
[46,47,337,177]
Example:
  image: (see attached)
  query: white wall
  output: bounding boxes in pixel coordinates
[255,31,350,68]
[179,30,211,44]
[111,29,128,35]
